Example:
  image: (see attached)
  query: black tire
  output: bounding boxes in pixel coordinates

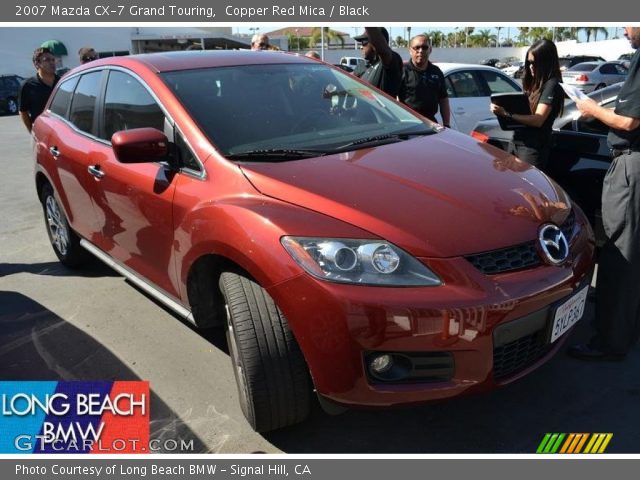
[219,272,311,432]
[41,183,88,268]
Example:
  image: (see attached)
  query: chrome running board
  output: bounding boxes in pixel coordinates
[80,239,196,325]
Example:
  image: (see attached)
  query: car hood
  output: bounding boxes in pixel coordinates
[239,130,571,258]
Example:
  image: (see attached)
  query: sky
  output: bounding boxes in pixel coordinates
[234,26,623,44]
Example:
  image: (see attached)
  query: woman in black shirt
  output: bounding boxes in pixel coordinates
[490,39,564,170]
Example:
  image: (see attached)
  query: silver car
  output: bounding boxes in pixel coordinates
[562,61,628,93]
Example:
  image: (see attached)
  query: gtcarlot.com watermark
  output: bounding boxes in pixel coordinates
[13,437,194,453]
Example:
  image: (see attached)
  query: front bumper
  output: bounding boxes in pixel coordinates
[267,211,595,408]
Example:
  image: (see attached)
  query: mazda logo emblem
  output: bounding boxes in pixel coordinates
[538,224,569,265]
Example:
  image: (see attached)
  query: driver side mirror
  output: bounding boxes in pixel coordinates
[111,128,169,164]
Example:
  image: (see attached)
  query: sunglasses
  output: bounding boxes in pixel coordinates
[256,42,268,48]
[360,39,369,47]
[83,56,98,61]
[411,44,430,51]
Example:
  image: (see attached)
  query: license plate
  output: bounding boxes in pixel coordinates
[550,286,589,343]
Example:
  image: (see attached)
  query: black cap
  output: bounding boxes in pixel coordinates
[354,27,390,43]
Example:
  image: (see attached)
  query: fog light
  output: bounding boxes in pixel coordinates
[369,354,393,374]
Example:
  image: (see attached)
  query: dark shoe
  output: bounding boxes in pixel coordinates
[567,343,626,362]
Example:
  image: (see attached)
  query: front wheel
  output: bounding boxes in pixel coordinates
[219,272,311,432]
[41,183,87,267]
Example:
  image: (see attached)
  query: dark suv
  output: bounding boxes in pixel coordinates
[559,55,606,71]
[0,74,23,115]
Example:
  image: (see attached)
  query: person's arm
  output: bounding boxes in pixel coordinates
[365,27,394,67]
[490,101,551,128]
[439,97,451,127]
[576,98,640,131]
[19,111,33,133]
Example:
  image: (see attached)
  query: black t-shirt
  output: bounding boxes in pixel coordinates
[18,74,59,122]
[513,77,564,148]
[608,49,640,149]
[398,61,448,122]
[359,51,403,97]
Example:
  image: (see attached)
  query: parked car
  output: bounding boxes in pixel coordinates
[0,74,23,115]
[618,52,634,68]
[34,51,594,432]
[340,56,366,70]
[333,63,354,73]
[480,58,500,67]
[562,61,627,93]
[558,54,606,71]
[435,63,522,133]
[471,82,624,245]
[501,61,524,78]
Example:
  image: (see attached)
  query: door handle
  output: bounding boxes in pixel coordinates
[87,165,105,179]
[49,146,60,157]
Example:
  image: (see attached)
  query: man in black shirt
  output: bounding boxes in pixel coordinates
[570,26,640,361]
[18,47,60,133]
[354,27,403,97]
[399,34,450,126]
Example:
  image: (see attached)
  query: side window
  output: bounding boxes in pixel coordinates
[49,76,79,119]
[102,70,165,140]
[69,72,102,134]
[477,71,520,95]
[599,64,616,75]
[174,130,201,172]
[615,64,628,75]
[447,71,483,98]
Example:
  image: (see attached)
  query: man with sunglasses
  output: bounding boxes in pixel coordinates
[399,34,450,127]
[354,27,403,97]
[18,47,60,133]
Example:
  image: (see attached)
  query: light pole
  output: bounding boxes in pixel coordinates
[296,28,300,51]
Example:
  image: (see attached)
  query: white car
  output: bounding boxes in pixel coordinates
[502,61,524,78]
[434,63,522,134]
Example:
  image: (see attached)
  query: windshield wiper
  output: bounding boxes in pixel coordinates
[336,130,433,150]
[226,148,330,161]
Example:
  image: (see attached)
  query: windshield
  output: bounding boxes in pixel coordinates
[568,63,598,72]
[161,63,435,159]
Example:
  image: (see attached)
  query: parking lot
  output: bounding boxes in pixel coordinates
[1,113,639,453]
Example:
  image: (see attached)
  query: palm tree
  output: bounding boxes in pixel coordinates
[517,27,531,46]
[429,30,446,48]
[310,27,345,50]
[474,29,496,48]
[395,36,407,48]
[528,27,553,42]
[495,27,502,47]
[579,27,608,42]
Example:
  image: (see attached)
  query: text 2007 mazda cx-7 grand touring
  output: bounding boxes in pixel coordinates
[33,51,594,432]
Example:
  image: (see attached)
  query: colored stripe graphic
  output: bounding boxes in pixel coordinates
[538,433,613,454]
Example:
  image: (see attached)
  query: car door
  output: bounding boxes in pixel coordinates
[88,69,180,297]
[46,72,106,241]
[444,69,519,134]
[599,63,627,87]
[548,100,613,244]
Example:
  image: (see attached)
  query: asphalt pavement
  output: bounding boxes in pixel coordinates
[1,114,638,453]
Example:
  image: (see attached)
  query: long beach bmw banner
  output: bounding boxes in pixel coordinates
[0,381,149,453]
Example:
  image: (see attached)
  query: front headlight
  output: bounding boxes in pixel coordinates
[281,237,442,286]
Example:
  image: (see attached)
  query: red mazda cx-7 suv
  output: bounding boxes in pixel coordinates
[33,51,595,432]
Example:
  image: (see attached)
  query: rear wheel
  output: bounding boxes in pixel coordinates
[41,183,87,267]
[219,272,311,432]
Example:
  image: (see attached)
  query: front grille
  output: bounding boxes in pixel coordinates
[465,241,541,275]
[493,329,551,380]
[465,210,577,275]
[560,209,576,241]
